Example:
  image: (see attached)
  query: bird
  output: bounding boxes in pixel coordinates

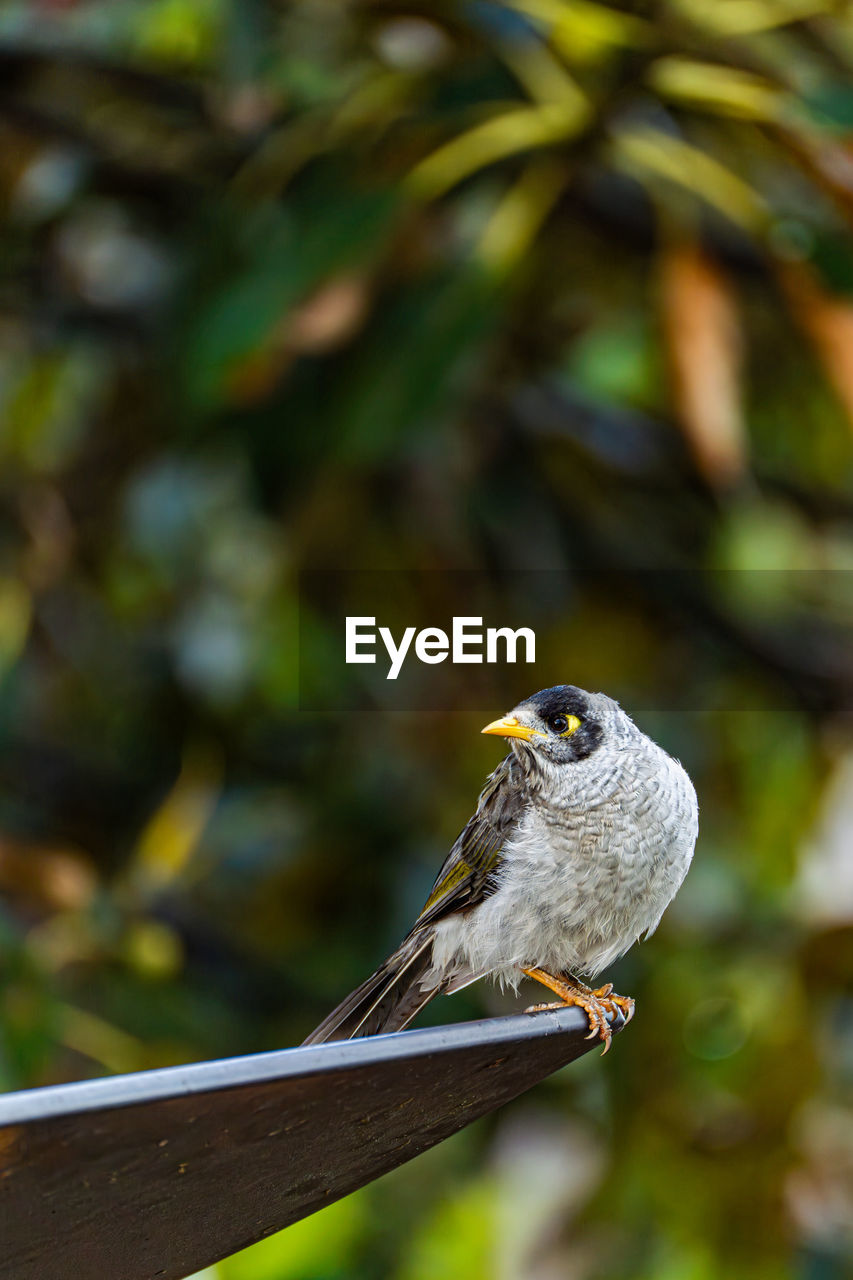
[303,685,698,1052]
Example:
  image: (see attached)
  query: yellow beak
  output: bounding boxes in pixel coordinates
[480,714,539,742]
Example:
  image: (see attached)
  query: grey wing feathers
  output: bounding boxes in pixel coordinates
[415,753,526,927]
[301,931,439,1044]
[302,753,527,1045]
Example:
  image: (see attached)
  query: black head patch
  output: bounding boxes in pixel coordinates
[524,685,604,762]
[527,685,590,722]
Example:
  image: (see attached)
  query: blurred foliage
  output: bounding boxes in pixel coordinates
[0,1,852,1278]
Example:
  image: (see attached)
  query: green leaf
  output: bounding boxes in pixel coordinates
[328,267,503,462]
[184,189,398,409]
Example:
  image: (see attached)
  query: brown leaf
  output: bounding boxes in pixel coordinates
[284,273,369,354]
[224,274,370,406]
[0,838,97,911]
[779,260,853,433]
[660,241,747,486]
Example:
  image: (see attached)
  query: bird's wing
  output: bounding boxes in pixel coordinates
[414,753,527,928]
[303,753,528,1044]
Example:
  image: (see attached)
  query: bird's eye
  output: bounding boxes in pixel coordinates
[547,713,582,737]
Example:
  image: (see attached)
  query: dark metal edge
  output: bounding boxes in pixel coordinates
[0,1006,621,1127]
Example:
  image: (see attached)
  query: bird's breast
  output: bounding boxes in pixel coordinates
[441,756,696,981]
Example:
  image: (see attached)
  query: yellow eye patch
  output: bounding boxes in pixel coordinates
[560,715,582,737]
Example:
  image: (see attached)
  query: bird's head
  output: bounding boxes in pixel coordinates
[481,685,629,767]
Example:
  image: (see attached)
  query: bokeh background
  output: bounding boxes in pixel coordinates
[1,2,852,1277]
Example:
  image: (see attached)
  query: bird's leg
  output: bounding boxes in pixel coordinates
[521,968,635,1055]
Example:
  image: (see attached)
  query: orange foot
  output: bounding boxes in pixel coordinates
[521,968,635,1055]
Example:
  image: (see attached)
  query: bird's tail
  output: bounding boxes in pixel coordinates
[302,928,444,1045]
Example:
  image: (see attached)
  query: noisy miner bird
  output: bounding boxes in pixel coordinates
[304,685,698,1052]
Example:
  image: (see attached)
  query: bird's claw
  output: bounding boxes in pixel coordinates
[598,989,635,1025]
[522,968,634,1055]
